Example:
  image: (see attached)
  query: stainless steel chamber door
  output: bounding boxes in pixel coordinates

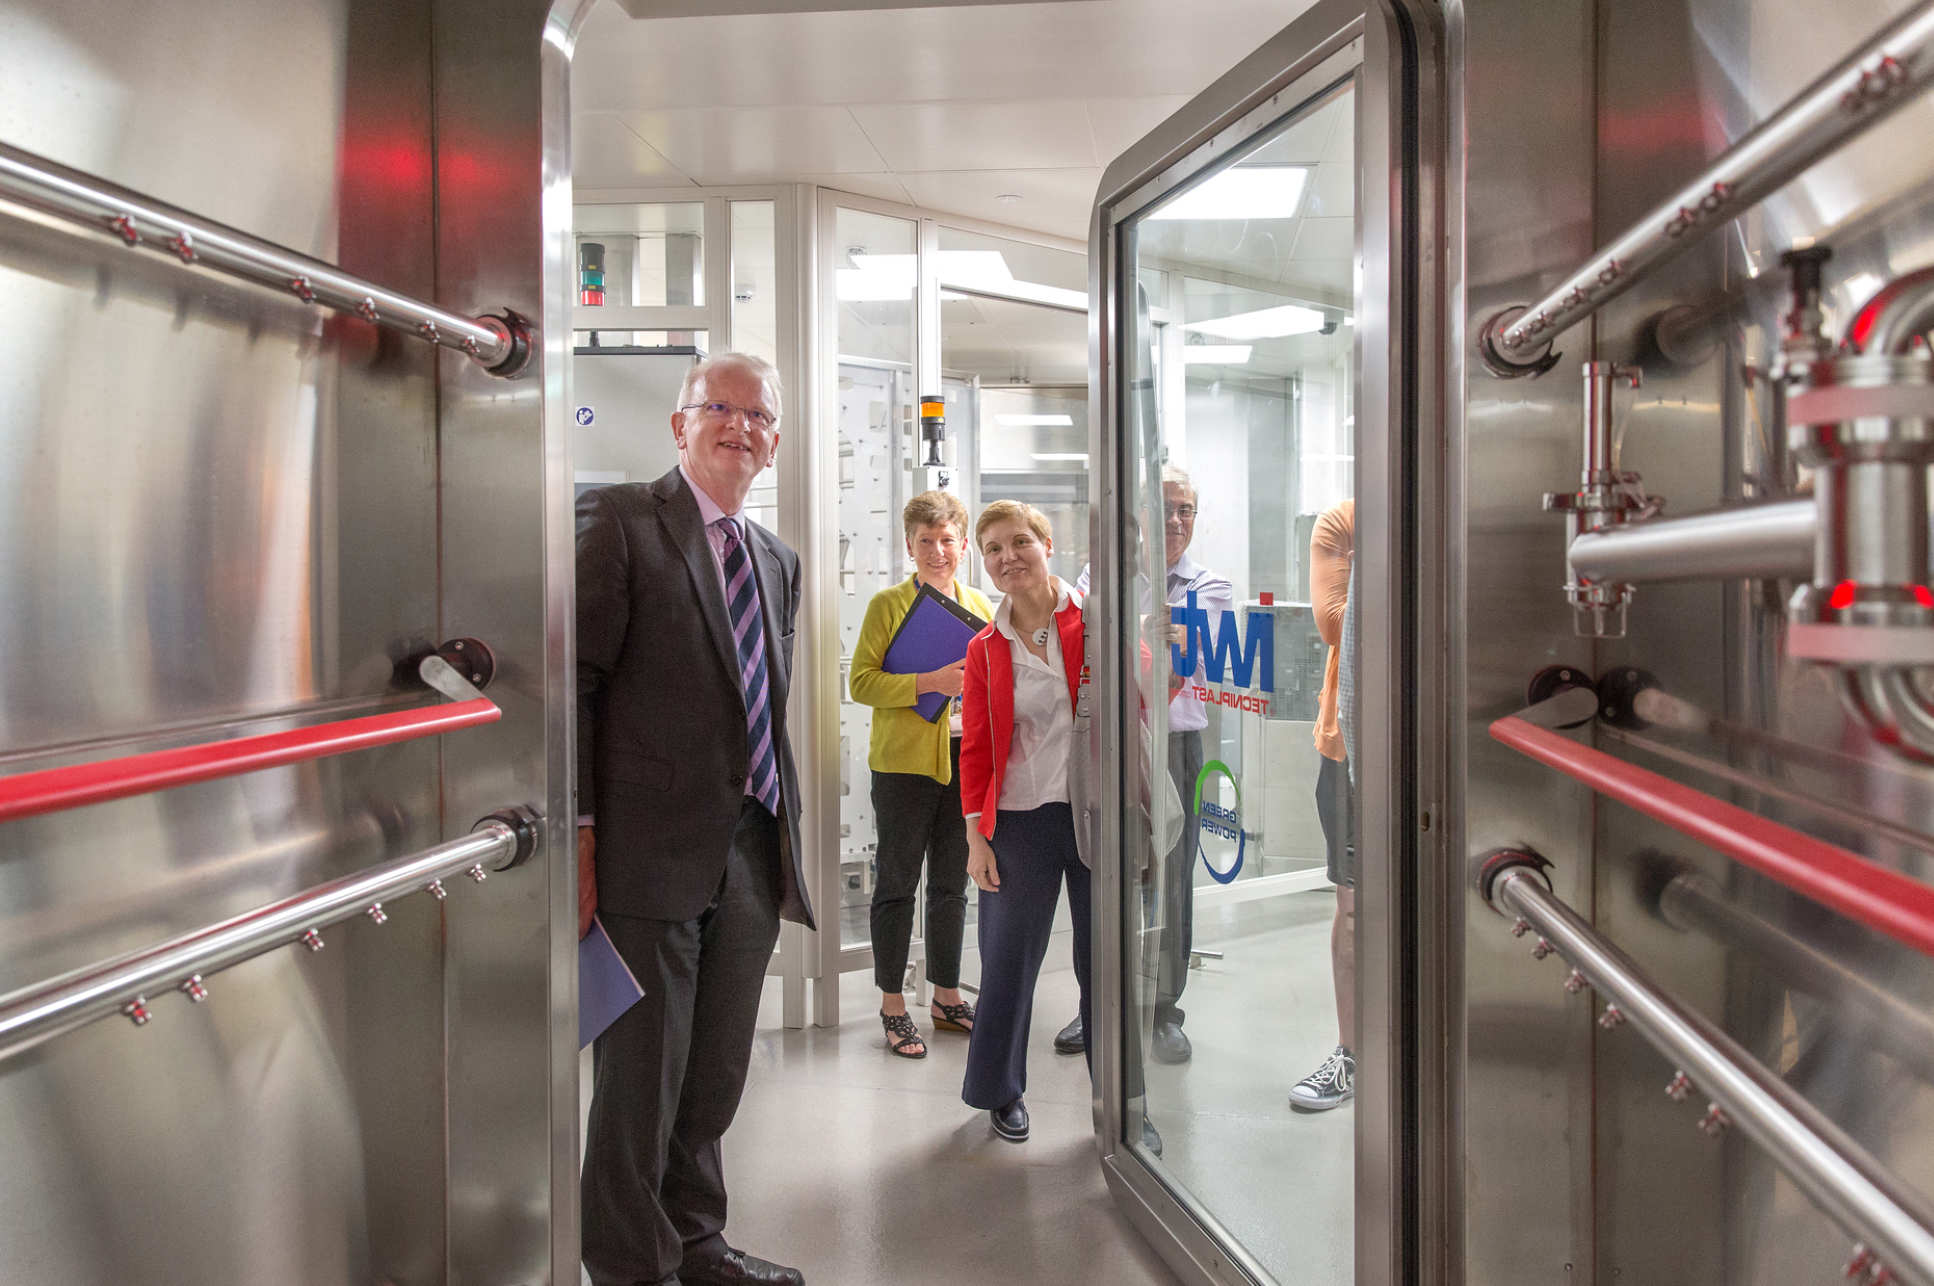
[1088,3,1444,1283]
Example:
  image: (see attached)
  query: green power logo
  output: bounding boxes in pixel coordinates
[1193,759,1244,884]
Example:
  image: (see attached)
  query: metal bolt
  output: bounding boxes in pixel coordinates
[1597,1003,1625,1029]
[123,997,152,1026]
[1511,918,1531,938]
[1564,969,1588,994]
[461,335,482,356]
[1870,1265,1896,1285]
[425,879,448,901]
[290,275,316,303]
[109,213,140,245]
[169,231,196,263]
[300,928,325,952]
[1665,1071,1692,1102]
[1845,1245,1875,1278]
[1698,1104,1731,1136]
[453,641,465,650]
[179,975,209,1004]
[470,672,482,683]
[419,319,441,343]
[467,864,488,883]
[366,903,388,925]
[1531,937,1556,961]
[357,296,378,323]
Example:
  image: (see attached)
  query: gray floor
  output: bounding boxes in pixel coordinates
[580,886,1353,1285]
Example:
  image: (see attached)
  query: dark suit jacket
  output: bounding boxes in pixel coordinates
[576,468,814,928]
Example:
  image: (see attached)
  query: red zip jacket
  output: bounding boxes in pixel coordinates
[959,594,1086,840]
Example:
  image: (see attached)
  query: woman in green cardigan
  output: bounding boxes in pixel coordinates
[850,490,996,1059]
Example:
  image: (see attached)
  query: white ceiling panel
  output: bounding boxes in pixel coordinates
[898,168,1102,241]
[801,173,918,206]
[573,113,693,187]
[1290,216,1353,262]
[618,106,889,180]
[1303,158,1353,219]
[1085,95,1194,169]
[850,100,1098,172]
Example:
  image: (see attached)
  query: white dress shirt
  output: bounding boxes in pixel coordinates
[1073,555,1233,733]
[990,578,1075,814]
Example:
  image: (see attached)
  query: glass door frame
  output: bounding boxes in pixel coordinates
[1086,2,1449,1283]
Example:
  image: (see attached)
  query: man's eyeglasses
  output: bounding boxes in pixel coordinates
[681,400,778,430]
[1165,504,1197,522]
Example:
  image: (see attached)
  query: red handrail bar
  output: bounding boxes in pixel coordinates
[0,698,500,826]
[1491,714,1934,959]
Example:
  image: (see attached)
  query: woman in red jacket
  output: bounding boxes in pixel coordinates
[958,499,1090,1143]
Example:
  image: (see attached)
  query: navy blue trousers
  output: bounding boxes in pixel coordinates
[961,802,1092,1110]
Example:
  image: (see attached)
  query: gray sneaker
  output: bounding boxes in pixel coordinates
[1288,1045,1355,1112]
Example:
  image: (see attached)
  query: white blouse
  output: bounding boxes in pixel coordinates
[992,579,1076,813]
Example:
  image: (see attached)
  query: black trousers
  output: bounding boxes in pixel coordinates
[581,801,783,1286]
[1154,729,1204,1020]
[961,802,1092,1110]
[868,738,969,992]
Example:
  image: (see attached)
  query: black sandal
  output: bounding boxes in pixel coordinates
[880,1010,927,1058]
[930,999,976,1033]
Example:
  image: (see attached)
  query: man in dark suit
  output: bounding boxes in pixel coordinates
[577,352,813,1286]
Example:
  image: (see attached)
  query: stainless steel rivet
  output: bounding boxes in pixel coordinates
[1697,1104,1730,1136]
[110,213,138,245]
[169,231,196,263]
[358,296,378,323]
[453,640,464,650]
[1665,1071,1692,1102]
[1531,937,1556,960]
[290,275,316,303]
[366,903,388,925]
[300,928,325,952]
[1845,1244,1875,1278]
[470,672,481,683]
[1511,917,1530,938]
[123,997,152,1026]
[425,879,448,902]
[1597,1003,1624,1029]
[1564,969,1588,993]
[179,975,209,1004]
[467,864,488,883]
[419,319,440,343]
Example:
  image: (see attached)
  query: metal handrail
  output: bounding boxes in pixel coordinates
[0,807,540,1066]
[1480,1,1934,374]
[1480,853,1934,1286]
[0,697,500,826]
[1490,714,1934,958]
[0,141,532,376]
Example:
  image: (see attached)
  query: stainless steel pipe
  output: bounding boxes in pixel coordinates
[1491,864,1934,1286]
[0,141,530,375]
[1567,500,1817,584]
[0,811,539,1065]
[1484,0,1934,370]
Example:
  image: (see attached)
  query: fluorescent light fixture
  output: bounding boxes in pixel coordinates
[1147,165,1309,222]
[1183,345,1253,364]
[847,251,1088,311]
[1031,452,1090,462]
[1183,303,1326,340]
[998,414,1074,427]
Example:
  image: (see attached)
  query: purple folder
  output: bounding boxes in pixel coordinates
[580,915,646,1048]
[881,582,989,723]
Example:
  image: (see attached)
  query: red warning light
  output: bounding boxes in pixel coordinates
[1916,585,1934,609]
[1829,580,1858,611]
[1260,591,1274,606]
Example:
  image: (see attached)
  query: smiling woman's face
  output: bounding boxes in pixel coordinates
[908,521,963,587]
[979,517,1052,596]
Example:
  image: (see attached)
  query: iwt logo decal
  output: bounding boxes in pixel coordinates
[1170,590,1273,715]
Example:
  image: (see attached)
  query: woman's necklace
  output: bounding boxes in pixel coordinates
[1031,624,1050,647]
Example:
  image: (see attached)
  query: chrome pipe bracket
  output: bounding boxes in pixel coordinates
[472,805,543,871]
[477,309,535,378]
[1477,305,1560,379]
[1473,847,1554,912]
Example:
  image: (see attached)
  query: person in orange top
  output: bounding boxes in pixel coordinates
[957,500,1090,1144]
[1291,497,1356,1112]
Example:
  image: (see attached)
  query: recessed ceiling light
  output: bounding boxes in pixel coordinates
[1182,303,1326,340]
[1147,165,1310,222]
[1182,345,1253,364]
[998,414,1075,427]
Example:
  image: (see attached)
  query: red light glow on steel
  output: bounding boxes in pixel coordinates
[0,698,500,826]
[1830,579,1859,610]
[1491,715,1934,959]
[1917,585,1934,609]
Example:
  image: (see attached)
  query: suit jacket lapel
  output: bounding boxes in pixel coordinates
[749,525,788,718]
[655,471,742,702]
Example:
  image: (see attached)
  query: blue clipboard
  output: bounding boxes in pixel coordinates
[881,582,988,723]
[580,915,646,1048]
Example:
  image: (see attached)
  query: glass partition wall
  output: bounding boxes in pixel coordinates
[1089,2,1440,1282]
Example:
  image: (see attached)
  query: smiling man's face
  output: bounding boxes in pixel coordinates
[672,361,781,512]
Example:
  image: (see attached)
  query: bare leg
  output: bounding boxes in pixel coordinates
[1332,886,1356,1049]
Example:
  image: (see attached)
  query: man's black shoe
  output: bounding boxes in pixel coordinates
[1140,1116,1164,1157]
[991,1096,1030,1142]
[1052,1014,1086,1054]
[1151,1016,1192,1064]
[681,1248,804,1286]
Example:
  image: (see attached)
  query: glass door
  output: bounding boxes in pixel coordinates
[1089,2,1438,1282]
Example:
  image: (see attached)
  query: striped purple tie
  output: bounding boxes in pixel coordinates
[715,518,781,814]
